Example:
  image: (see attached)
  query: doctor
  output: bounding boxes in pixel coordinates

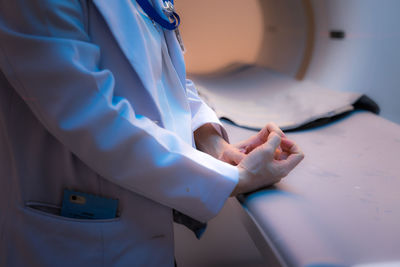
[0,0,304,266]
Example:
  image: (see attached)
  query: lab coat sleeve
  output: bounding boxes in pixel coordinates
[0,0,238,222]
[186,79,230,142]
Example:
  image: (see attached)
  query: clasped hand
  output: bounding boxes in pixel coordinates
[219,123,304,196]
[194,123,304,196]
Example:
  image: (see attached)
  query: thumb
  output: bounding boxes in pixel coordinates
[263,132,281,158]
[224,148,246,165]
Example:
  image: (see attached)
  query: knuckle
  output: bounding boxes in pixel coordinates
[263,145,274,157]
[269,122,280,132]
[275,167,288,178]
[265,123,274,132]
[296,152,305,162]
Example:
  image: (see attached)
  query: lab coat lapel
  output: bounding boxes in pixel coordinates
[92,0,161,96]
[151,0,187,87]
[163,28,186,87]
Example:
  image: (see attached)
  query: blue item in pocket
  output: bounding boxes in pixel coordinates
[61,189,118,220]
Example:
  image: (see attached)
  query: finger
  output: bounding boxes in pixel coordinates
[262,132,281,158]
[277,152,304,172]
[274,147,282,160]
[226,149,246,165]
[278,151,289,160]
[274,149,280,160]
[238,147,246,154]
[266,122,285,138]
[281,138,302,154]
[234,135,259,154]
[280,137,294,147]
[254,122,282,144]
[220,145,246,165]
[236,123,285,154]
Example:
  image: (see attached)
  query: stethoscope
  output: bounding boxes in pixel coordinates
[135,0,180,30]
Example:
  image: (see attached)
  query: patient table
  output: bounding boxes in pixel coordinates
[224,111,400,267]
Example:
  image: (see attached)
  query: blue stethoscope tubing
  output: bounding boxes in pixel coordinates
[135,0,180,30]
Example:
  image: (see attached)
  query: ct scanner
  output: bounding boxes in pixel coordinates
[174,1,400,266]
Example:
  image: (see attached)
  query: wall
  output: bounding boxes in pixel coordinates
[306,0,400,124]
[175,0,263,74]
[255,0,308,78]
[177,0,400,124]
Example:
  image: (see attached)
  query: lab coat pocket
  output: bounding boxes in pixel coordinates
[25,201,121,222]
[18,201,121,267]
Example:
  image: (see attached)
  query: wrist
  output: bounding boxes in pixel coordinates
[230,167,247,196]
[216,140,231,160]
[194,123,228,159]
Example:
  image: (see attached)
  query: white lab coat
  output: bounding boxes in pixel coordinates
[0,0,238,266]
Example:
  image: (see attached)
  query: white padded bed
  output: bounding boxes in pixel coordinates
[224,111,400,267]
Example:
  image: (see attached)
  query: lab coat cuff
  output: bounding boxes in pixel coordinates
[200,163,239,222]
